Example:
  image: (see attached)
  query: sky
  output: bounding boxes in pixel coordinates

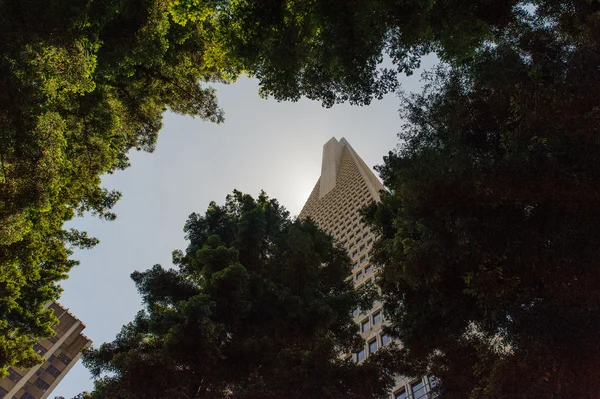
[52,55,438,398]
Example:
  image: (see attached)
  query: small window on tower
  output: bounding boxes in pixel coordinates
[356,348,366,362]
[411,379,427,399]
[34,378,50,391]
[368,339,378,354]
[394,389,407,399]
[382,334,392,346]
[373,311,382,325]
[361,319,370,333]
[8,369,22,382]
[46,365,61,378]
[57,353,71,365]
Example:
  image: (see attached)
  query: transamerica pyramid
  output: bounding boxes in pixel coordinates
[299,137,436,399]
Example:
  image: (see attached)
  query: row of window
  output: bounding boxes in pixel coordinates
[355,275,374,291]
[304,185,370,230]
[1,363,66,399]
[350,235,372,253]
[394,376,439,399]
[355,263,373,281]
[36,364,61,378]
[58,353,71,365]
[361,310,383,333]
[306,184,366,219]
[351,246,370,262]
[34,377,50,391]
[354,332,392,362]
[341,221,370,245]
[331,211,367,238]
[311,182,370,227]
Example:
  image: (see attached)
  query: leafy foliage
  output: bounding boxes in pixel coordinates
[171,0,521,107]
[3,0,596,383]
[83,191,392,399]
[0,0,229,375]
[364,8,600,399]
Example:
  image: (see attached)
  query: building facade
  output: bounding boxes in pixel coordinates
[299,137,436,399]
[0,302,92,399]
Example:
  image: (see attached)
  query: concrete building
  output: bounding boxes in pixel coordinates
[0,302,92,399]
[299,137,436,399]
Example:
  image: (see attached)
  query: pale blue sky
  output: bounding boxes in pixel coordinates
[53,55,438,397]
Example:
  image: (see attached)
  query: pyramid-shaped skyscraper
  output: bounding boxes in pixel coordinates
[300,137,435,399]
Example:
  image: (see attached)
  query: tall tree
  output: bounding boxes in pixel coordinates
[0,0,231,375]
[364,10,600,399]
[83,191,391,399]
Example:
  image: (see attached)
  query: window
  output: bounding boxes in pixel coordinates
[8,368,22,382]
[368,339,378,354]
[359,255,366,264]
[21,393,36,399]
[356,349,366,362]
[394,389,407,399]
[373,311,382,325]
[0,386,8,397]
[352,250,358,258]
[365,265,372,274]
[382,334,391,346]
[353,262,359,269]
[33,343,47,354]
[352,308,359,318]
[48,354,56,362]
[46,364,61,378]
[359,244,365,252]
[428,376,440,398]
[355,271,363,281]
[411,379,427,399]
[429,376,440,389]
[34,377,50,391]
[361,319,370,333]
[57,353,71,365]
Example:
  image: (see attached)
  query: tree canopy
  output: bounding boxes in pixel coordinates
[364,7,600,398]
[83,191,392,399]
[2,0,597,383]
[0,0,231,374]
[171,0,520,107]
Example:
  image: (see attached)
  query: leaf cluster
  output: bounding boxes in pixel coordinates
[0,0,232,373]
[365,5,600,398]
[83,191,393,399]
